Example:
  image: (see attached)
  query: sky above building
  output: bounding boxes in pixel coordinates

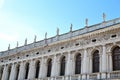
[0,0,120,51]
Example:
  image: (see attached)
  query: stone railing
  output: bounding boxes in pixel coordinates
[89,73,98,79]
[56,76,64,80]
[0,18,120,57]
[24,71,120,80]
[110,71,120,79]
[71,74,81,80]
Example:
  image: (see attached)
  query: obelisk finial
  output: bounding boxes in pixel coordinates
[85,18,88,27]
[102,13,106,22]
[34,35,37,42]
[57,27,59,36]
[24,38,27,45]
[70,24,72,32]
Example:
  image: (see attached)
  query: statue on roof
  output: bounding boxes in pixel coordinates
[8,44,10,50]
[34,35,37,42]
[17,41,19,47]
[45,32,47,39]
[70,24,73,32]
[57,27,59,36]
[103,13,106,22]
[25,38,27,45]
[85,18,88,27]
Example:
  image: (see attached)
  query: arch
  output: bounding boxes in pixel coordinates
[0,66,4,80]
[25,62,29,79]
[60,56,66,76]
[92,50,99,73]
[15,64,20,80]
[47,58,52,77]
[112,46,120,71]
[7,65,12,80]
[110,45,119,53]
[35,60,40,78]
[75,53,81,74]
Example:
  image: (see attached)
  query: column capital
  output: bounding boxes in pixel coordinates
[107,52,112,56]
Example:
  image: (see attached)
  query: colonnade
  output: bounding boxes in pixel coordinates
[0,45,117,80]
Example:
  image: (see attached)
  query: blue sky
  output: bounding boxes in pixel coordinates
[0,0,120,51]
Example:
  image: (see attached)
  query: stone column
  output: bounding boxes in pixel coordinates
[66,52,73,75]
[109,52,112,72]
[101,45,107,78]
[1,65,6,80]
[82,49,88,79]
[39,57,47,78]
[39,58,43,78]
[28,60,36,79]
[18,62,25,80]
[2,65,8,80]
[9,63,16,80]
[89,55,92,73]
[107,52,112,78]
[51,55,57,77]
[56,55,60,76]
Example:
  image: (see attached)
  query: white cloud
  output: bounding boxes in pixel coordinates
[0,0,4,8]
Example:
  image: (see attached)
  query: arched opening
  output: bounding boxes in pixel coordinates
[112,46,120,71]
[60,56,66,76]
[75,53,81,74]
[0,66,4,80]
[35,60,40,78]
[92,50,99,73]
[8,65,12,80]
[47,59,52,77]
[15,64,20,80]
[25,62,29,79]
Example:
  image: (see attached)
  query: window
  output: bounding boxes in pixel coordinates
[35,61,40,78]
[111,34,116,38]
[48,50,51,52]
[92,39,96,42]
[61,47,64,49]
[36,52,39,55]
[16,64,20,80]
[26,55,29,57]
[112,46,120,71]
[25,63,29,79]
[60,56,66,76]
[75,43,79,46]
[92,50,99,73]
[75,54,81,74]
[47,59,52,77]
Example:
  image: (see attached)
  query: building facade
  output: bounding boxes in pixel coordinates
[0,17,120,80]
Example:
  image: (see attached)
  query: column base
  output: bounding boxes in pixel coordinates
[107,73,110,79]
[82,74,87,80]
[101,72,107,79]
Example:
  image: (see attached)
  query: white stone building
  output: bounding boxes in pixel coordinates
[0,16,120,80]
